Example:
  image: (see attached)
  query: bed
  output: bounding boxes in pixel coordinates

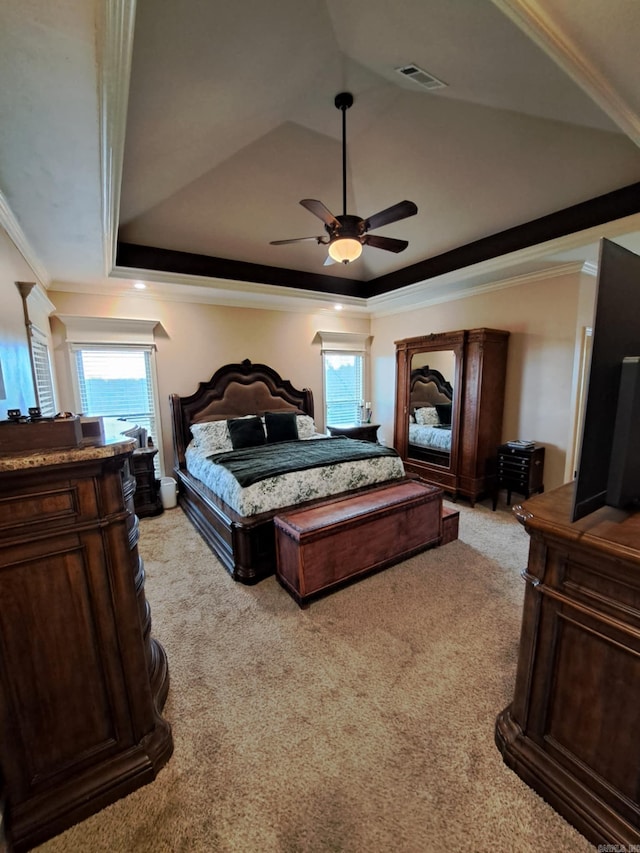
[408,366,454,465]
[170,359,407,584]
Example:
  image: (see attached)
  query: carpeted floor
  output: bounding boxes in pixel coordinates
[36,498,594,852]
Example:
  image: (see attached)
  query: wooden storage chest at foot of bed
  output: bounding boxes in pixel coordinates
[274,480,443,605]
[442,506,460,544]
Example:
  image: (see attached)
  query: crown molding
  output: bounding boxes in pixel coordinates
[369,210,640,316]
[0,191,50,287]
[368,262,585,318]
[51,211,640,318]
[99,0,137,275]
[492,0,640,145]
[52,269,369,316]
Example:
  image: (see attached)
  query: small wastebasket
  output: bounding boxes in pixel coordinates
[160,476,178,509]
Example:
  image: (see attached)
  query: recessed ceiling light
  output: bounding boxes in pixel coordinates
[133,281,146,290]
[334,304,343,311]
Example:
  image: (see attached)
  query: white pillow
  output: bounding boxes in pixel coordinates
[190,420,233,452]
[415,406,440,426]
[296,414,316,440]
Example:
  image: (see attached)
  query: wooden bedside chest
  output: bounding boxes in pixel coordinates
[131,447,163,517]
[494,443,545,508]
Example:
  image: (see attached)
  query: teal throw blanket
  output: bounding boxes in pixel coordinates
[207,436,398,487]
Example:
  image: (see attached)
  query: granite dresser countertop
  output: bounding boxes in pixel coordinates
[0,438,137,472]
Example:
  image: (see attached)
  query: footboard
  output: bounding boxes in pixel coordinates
[175,468,430,585]
[175,469,276,584]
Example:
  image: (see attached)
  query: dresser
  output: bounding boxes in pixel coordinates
[494,443,545,508]
[496,484,640,846]
[0,440,173,852]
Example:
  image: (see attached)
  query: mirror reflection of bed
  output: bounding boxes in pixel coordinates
[408,355,455,469]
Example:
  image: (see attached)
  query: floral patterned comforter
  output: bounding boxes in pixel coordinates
[185,438,405,516]
[408,423,452,452]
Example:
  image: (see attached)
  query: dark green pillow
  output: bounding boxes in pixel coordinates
[265,411,299,443]
[228,416,266,449]
[435,403,452,425]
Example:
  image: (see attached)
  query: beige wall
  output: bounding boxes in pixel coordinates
[371,270,589,491]
[48,290,370,474]
[0,228,39,419]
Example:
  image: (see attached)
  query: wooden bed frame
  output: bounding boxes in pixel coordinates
[410,365,453,406]
[408,365,453,466]
[169,359,406,584]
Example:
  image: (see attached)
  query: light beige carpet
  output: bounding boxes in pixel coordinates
[36,498,594,852]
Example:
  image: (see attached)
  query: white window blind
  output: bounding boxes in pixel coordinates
[315,331,370,429]
[323,352,364,426]
[31,332,56,416]
[73,346,159,450]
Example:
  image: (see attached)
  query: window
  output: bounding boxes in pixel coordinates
[30,328,56,416]
[323,352,364,427]
[317,330,370,430]
[18,283,58,417]
[72,345,162,470]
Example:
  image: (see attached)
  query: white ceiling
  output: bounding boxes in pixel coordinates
[1,0,640,312]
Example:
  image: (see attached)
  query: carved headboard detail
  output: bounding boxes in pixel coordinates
[409,366,453,411]
[169,359,314,470]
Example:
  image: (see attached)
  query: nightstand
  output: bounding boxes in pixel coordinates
[131,448,163,517]
[494,443,545,509]
[327,423,380,443]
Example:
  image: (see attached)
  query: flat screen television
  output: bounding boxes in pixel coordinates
[571,238,640,521]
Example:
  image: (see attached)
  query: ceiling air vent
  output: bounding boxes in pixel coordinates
[395,64,447,91]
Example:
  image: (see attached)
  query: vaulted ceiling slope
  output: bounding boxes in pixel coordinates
[1,1,640,307]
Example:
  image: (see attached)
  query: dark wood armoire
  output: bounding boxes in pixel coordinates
[394,328,509,504]
[0,440,173,852]
[496,483,640,846]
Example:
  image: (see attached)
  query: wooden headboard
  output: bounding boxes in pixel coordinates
[410,366,453,412]
[169,359,314,470]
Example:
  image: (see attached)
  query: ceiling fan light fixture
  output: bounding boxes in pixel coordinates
[328,237,362,264]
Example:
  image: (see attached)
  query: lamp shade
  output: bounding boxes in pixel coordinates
[328,237,362,264]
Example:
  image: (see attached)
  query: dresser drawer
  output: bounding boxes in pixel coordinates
[0,479,100,539]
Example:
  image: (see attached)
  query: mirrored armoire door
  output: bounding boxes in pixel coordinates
[394,328,510,505]
[394,330,465,496]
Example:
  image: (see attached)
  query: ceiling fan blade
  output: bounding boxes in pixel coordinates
[363,200,418,232]
[270,236,326,246]
[300,199,341,229]
[363,234,409,253]
[323,254,336,266]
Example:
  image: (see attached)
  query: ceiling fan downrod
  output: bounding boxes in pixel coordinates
[335,91,354,219]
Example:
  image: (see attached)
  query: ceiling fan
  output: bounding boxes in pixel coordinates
[270,92,418,265]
